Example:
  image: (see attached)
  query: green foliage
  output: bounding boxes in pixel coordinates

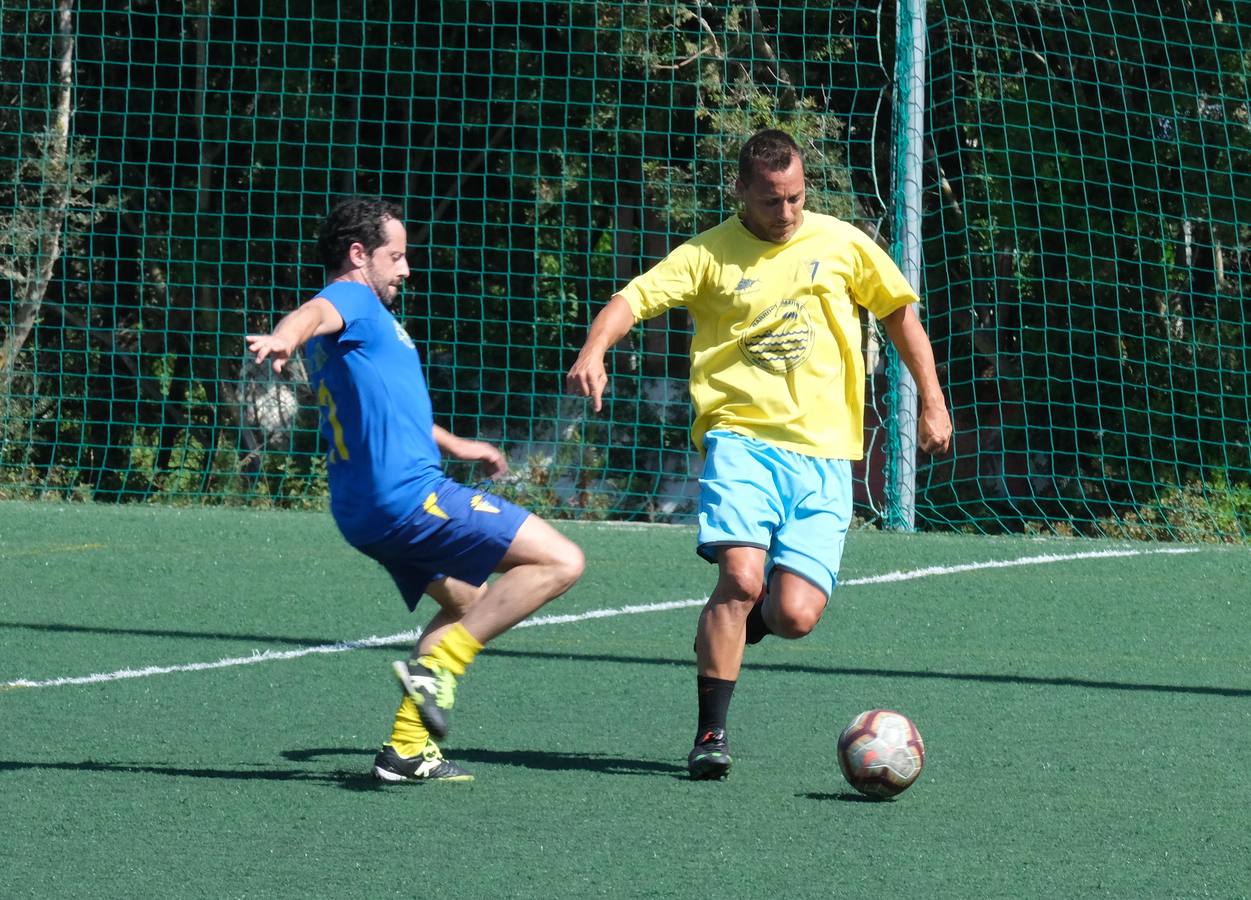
[1096,473,1251,543]
[0,133,116,295]
[920,0,1251,538]
[0,1,1246,541]
[490,451,616,522]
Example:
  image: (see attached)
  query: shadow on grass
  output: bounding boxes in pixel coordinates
[452,746,684,777]
[0,745,684,790]
[484,647,1251,698]
[0,753,419,792]
[288,745,684,787]
[7,624,1248,700]
[0,619,375,650]
[800,791,891,803]
[0,757,357,784]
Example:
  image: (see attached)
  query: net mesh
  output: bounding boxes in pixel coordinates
[1,1,1247,540]
[923,2,1251,539]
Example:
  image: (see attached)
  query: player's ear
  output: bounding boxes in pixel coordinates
[346,240,369,269]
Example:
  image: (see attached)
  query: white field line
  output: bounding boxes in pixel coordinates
[839,545,1199,586]
[1,546,1200,691]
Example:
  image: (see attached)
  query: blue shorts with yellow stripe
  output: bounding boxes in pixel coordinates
[354,478,529,611]
[697,430,852,598]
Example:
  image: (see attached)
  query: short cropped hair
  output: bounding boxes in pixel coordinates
[316,196,403,272]
[737,129,803,185]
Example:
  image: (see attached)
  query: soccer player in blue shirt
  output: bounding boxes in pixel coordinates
[568,130,951,779]
[247,196,585,783]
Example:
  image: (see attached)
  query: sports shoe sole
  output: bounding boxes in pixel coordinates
[391,659,450,740]
[372,746,473,783]
[687,752,732,780]
[372,762,473,784]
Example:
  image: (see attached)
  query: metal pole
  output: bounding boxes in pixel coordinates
[889,0,925,531]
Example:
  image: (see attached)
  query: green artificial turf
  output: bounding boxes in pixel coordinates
[2,501,1249,898]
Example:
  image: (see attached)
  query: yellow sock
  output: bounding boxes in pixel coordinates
[387,695,430,758]
[419,622,483,677]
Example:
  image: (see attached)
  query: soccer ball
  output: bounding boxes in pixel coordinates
[836,709,925,799]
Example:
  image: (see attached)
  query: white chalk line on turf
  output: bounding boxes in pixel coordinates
[0,630,422,691]
[1,545,1200,691]
[839,545,1198,586]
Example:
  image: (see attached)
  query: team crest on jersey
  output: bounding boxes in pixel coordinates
[737,298,814,374]
[470,494,501,514]
[734,277,759,293]
[391,318,416,349]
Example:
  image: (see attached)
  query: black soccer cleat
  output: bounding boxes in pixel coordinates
[687,727,732,780]
[744,586,771,644]
[372,742,473,783]
[744,599,770,645]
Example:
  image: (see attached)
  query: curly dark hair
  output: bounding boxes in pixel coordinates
[737,129,803,185]
[316,196,404,272]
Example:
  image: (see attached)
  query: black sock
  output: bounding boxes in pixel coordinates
[696,675,736,738]
[744,599,772,644]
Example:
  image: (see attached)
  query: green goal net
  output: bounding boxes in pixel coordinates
[922,2,1251,540]
[1,1,1247,541]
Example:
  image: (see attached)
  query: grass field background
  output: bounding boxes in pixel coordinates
[2,501,1249,898]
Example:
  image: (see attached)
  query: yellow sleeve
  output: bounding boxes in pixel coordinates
[617,241,703,321]
[849,229,919,318]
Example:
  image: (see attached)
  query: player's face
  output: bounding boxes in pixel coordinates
[362,217,410,305]
[736,156,806,243]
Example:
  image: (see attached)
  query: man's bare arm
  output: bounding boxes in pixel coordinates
[879,304,952,455]
[246,297,345,373]
[566,293,637,413]
[432,424,508,477]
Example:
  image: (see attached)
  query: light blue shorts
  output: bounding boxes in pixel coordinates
[697,430,852,597]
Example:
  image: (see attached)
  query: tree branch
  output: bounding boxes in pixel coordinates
[0,0,74,374]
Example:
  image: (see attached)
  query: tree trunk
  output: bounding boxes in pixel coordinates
[0,0,74,375]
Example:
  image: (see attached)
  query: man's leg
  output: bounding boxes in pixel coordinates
[695,546,766,680]
[376,577,483,784]
[401,515,584,739]
[390,576,483,753]
[754,568,828,640]
[418,578,487,653]
[758,455,846,641]
[688,546,765,780]
[456,514,584,642]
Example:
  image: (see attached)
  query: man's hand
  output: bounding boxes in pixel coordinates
[917,397,953,455]
[246,333,298,374]
[566,294,637,414]
[566,353,609,413]
[879,304,952,456]
[454,439,509,478]
[246,298,344,374]
[433,426,509,477]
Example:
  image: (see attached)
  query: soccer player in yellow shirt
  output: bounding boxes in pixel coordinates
[567,129,952,779]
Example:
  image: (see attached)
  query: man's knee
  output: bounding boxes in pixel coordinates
[550,537,585,590]
[505,518,585,589]
[426,578,486,614]
[769,595,826,638]
[713,572,765,606]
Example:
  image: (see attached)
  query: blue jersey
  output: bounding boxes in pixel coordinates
[304,281,443,545]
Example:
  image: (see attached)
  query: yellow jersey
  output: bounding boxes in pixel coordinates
[618,211,917,459]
